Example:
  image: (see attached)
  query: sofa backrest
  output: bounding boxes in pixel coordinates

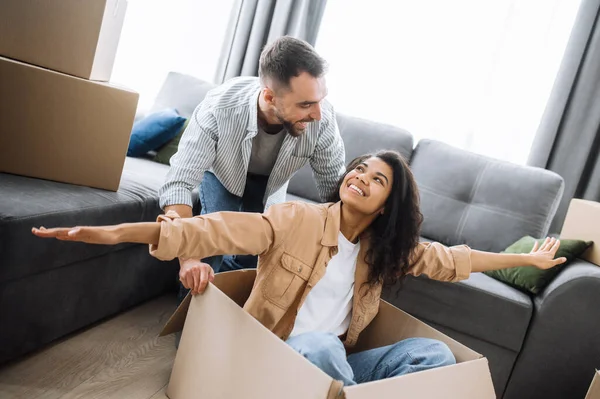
[150,72,215,119]
[410,139,565,252]
[286,114,414,202]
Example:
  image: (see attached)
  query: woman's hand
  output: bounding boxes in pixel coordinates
[527,237,567,270]
[179,258,215,295]
[32,226,120,245]
[471,236,568,273]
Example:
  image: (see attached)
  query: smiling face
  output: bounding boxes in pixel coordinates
[264,72,328,137]
[339,156,393,216]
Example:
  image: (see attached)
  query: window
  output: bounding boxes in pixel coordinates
[316,0,581,164]
[111,0,235,112]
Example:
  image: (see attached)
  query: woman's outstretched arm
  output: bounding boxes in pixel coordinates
[32,202,300,261]
[409,237,567,282]
[32,222,160,245]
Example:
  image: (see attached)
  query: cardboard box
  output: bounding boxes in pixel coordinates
[0,56,138,191]
[560,199,600,266]
[0,0,127,81]
[160,270,496,399]
[586,371,600,399]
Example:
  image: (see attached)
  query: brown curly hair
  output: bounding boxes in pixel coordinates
[328,150,423,287]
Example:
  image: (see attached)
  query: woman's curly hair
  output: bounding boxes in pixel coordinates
[328,150,423,287]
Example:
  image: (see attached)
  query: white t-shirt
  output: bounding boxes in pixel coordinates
[289,232,359,338]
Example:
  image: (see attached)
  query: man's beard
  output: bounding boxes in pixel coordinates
[275,113,313,137]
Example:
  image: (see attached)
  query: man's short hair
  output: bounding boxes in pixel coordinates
[259,36,327,90]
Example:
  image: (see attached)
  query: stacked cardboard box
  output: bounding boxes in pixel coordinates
[561,199,600,266]
[0,0,138,191]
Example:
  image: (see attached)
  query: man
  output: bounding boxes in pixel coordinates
[158,36,346,296]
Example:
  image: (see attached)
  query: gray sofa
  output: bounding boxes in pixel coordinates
[1,72,598,399]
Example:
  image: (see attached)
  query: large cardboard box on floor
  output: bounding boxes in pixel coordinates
[0,56,138,191]
[586,371,600,399]
[560,199,600,266]
[0,0,127,81]
[160,270,496,399]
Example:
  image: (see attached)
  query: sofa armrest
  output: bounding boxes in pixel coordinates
[535,259,600,306]
[503,259,600,399]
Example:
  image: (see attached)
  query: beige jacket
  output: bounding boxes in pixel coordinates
[150,201,472,347]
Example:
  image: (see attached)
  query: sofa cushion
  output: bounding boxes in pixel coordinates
[0,157,199,284]
[287,114,414,202]
[127,108,187,157]
[484,236,592,294]
[409,139,565,252]
[153,120,190,166]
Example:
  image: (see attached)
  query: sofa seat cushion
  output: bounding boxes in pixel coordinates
[383,264,533,353]
[0,157,197,284]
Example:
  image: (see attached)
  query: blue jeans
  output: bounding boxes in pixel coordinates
[199,171,269,272]
[286,332,456,387]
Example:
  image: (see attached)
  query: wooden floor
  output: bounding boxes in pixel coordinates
[0,295,178,399]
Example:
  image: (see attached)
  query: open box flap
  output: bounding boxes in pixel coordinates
[586,371,600,399]
[344,357,495,399]
[165,271,335,399]
[352,300,482,363]
[159,269,256,336]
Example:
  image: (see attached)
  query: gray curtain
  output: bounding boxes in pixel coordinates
[215,0,328,83]
[527,0,600,233]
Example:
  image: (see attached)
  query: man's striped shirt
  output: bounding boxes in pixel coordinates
[159,76,346,210]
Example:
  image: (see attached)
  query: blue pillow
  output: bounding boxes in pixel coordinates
[127,109,187,157]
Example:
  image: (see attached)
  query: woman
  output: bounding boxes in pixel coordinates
[32,151,565,391]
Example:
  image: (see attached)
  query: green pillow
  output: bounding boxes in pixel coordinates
[484,236,592,295]
[153,119,190,165]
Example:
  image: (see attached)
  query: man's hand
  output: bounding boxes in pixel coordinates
[179,258,215,295]
[528,237,567,270]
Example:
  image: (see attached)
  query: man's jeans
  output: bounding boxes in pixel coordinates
[286,332,456,387]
